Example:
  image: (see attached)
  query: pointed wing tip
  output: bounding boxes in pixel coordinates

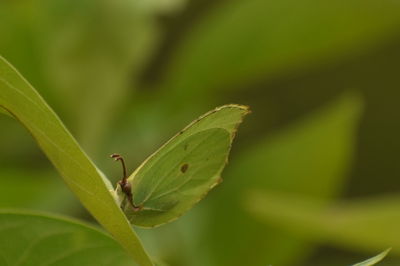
[381,248,391,257]
[216,104,251,113]
[213,104,250,139]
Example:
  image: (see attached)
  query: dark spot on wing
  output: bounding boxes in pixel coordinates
[180,163,189,173]
[184,143,189,151]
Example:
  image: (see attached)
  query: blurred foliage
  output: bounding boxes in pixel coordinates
[1,0,400,265]
[196,94,362,266]
[247,191,400,254]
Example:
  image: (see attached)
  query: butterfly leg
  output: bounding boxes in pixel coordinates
[111,153,143,212]
[118,179,142,212]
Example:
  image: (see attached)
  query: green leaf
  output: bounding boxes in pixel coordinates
[0,210,134,266]
[0,56,153,265]
[352,249,390,266]
[246,191,400,254]
[117,105,249,227]
[201,94,362,266]
[157,0,400,105]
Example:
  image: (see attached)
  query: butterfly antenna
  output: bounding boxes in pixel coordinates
[110,153,127,182]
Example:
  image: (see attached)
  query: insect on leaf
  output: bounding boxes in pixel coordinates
[116,105,249,227]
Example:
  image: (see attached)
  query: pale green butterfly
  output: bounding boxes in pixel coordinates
[112,104,249,228]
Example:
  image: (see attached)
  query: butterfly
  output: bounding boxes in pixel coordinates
[112,104,249,228]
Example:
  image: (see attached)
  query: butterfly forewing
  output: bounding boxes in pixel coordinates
[143,129,229,204]
[119,105,249,227]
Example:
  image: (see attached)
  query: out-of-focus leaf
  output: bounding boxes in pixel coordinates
[0,211,134,266]
[43,0,159,154]
[0,56,153,266]
[0,0,177,157]
[156,0,400,106]
[247,191,400,254]
[200,94,362,266]
[136,0,188,14]
[352,249,390,266]
[0,169,78,212]
[0,2,47,94]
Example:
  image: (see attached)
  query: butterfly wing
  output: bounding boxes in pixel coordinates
[119,105,249,227]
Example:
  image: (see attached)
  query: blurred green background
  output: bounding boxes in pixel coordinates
[1,0,400,265]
